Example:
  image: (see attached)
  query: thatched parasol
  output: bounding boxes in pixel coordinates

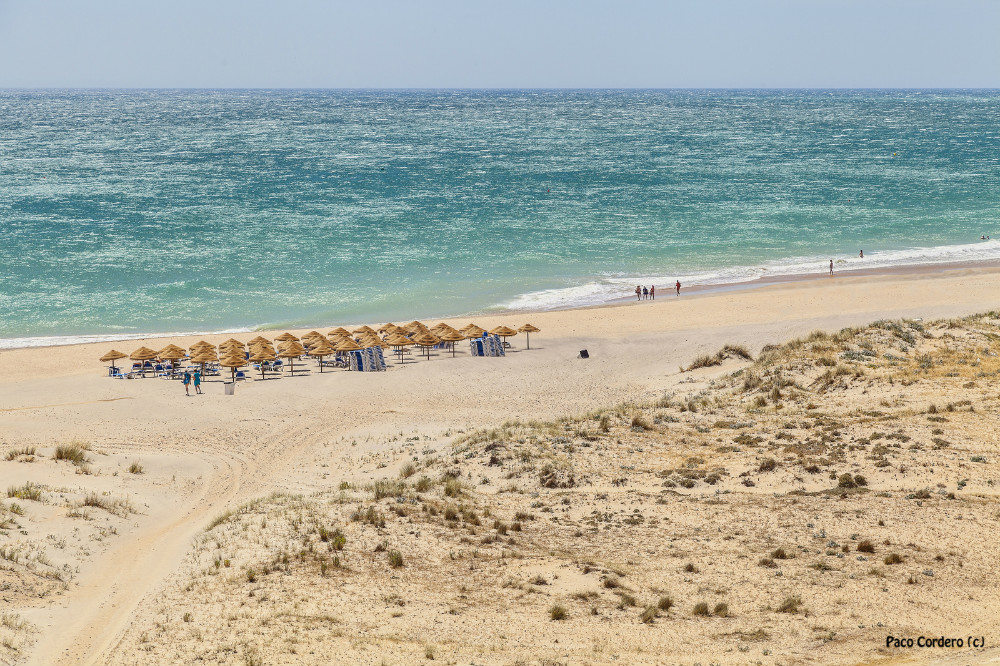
[518,323,540,349]
[334,338,362,352]
[410,331,441,359]
[130,347,158,376]
[489,325,518,347]
[329,327,351,337]
[157,347,186,372]
[157,345,187,367]
[403,321,428,334]
[219,353,247,382]
[277,341,306,375]
[462,324,486,339]
[436,328,466,358]
[100,349,127,370]
[248,335,271,346]
[384,333,413,364]
[309,341,335,372]
[274,332,299,342]
[130,346,157,360]
[189,348,218,377]
[249,348,277,379]
[377,323,396,334]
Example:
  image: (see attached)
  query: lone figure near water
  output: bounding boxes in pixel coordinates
[829,260,834,276]
[675,280,681,296]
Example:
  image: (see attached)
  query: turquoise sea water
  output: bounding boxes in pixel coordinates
[2,89,1000,347]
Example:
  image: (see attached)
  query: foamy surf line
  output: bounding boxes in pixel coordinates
[501,240,1000,312]
[3,240,999,351]
[0,328,255,351]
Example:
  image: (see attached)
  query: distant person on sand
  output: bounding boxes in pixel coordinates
[829,259,834,276]
[859,250,864,258]
[635,285,641,301]
[675,280,681,296]
[194,370,202,394]
[182,371,191,396]
[650,285,655,299]
[642,286,648,300]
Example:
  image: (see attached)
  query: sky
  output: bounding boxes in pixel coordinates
[0,0,998,88]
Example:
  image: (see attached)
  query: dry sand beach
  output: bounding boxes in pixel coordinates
[2,266,1000,666]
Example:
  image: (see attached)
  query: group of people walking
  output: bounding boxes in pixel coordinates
[634,281,681,301]
[182,370,202,396]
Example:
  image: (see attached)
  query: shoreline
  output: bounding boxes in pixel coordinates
[6,257,1000,352]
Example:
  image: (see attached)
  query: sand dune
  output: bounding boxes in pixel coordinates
[2,266,1000,665]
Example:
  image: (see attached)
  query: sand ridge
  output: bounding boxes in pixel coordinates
[2,267,1000,665]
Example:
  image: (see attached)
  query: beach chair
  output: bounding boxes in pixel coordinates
[470,339,484,356]
[373,346,387,371]
[110,367,127,379]
[234,370,247,381]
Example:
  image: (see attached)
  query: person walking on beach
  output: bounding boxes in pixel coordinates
[675,280,681,296]
[193,369,202,395]
[635,285,641,301]
[650,285,655,300]
[829,259,834,276]
[642,286,648,300]
[182,371,191,396]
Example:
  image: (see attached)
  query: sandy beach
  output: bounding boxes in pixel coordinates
[3,265,1000,666]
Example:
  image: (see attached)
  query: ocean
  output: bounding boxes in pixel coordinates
[2,88,999,348]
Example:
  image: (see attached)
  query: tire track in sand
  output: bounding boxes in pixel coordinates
[23,446,246,666]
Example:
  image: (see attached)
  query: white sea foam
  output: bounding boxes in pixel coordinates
[0,327,254,351]
[502,240,1000,312]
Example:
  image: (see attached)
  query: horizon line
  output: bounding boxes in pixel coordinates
[2,86,1000,92]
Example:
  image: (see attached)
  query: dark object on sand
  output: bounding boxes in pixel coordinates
[579,349,590,359]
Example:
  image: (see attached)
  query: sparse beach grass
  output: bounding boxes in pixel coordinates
[17,311,1000,666]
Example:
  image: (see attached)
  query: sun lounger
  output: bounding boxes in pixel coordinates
[366,347,386,371]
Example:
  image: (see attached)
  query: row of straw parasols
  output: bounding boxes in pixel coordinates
[99,322,541,377]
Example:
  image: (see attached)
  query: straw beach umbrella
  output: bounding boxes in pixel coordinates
[462,324,486,339]
[277,341,306,375]
[411,331,441,360]
[189,348,218,377]
[219,353,247,382]
[100,349,127,372]
[384,332,413,364]
[489,325,518,348]
[249,348,277,379]
[334,337,362,353]
[274,332,299,343]
[157,347,186,374]
[309,340,335,372]
[518,323,540,349]
[130,347,158,376]
[333,337,362,370]
[190,341,214,355]
[436,328,466,358]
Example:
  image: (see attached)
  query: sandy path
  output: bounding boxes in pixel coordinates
[25,446,244,666]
